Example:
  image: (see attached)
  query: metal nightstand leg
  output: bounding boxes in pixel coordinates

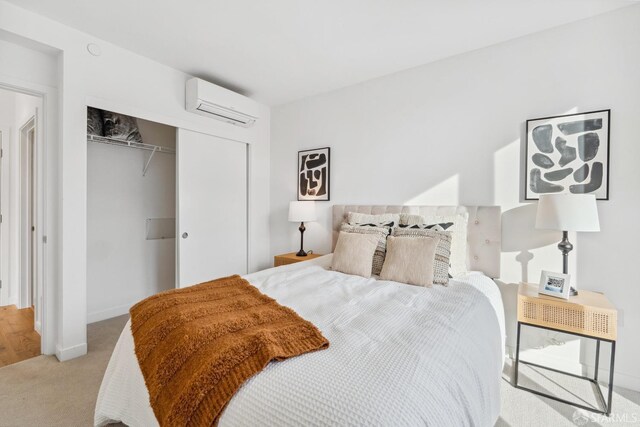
[607,341,616,416]
[513,322,615,416]
[514,322,521,386]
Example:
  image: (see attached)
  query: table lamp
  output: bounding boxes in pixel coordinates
[535,193,600,295]
[288,201,317,257]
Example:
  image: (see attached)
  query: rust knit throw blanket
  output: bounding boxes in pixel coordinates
[129,274,329,426]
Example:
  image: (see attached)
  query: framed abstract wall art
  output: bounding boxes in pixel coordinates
[525,110,610,200]
[298,147,330,201]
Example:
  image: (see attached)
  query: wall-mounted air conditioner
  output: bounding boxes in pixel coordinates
[185,78,258,128]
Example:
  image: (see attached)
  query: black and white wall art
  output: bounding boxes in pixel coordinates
[525,110,610,200]
[298,147,330,201]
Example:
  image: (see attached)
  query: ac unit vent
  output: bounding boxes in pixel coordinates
[195,101,256,128]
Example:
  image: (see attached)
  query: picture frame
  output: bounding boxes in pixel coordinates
[298,147,330,201]
[538,270,571,300]
[525,109,610,200]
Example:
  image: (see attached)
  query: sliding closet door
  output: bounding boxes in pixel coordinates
[177,129,247,287]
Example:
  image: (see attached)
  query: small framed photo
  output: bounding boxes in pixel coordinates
[538,270,571,299]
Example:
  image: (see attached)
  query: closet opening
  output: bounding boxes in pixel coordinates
[86,107,176,324]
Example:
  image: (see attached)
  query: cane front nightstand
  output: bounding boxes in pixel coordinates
[515,283,617,415]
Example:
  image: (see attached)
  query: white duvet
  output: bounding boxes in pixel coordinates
[95,255,505,427]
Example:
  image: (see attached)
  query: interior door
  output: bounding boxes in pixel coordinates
[177,129,247,287]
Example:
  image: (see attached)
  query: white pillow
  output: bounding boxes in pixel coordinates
[347,212,400,225]
[331,231,380,278]
[380,236,440,287]
[400,212,469,277]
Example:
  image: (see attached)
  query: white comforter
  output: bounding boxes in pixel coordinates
[95,255,505,427]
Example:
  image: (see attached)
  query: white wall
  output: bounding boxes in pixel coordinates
[87,118,176,323]
[0,0,271,361]
[271,6,640,390]
[0,38,58,89]
[0,88,15,308]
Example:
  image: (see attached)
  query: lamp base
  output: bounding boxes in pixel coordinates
[296,222,307,257]
[559,230,578,297]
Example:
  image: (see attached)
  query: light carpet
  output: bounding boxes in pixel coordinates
[0,315,638,427]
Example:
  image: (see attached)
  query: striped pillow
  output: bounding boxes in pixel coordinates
[399,212,469,277]
[398,222,454,231]
[391,227,453,286]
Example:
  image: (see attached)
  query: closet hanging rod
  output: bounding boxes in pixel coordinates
[87,135,176,154]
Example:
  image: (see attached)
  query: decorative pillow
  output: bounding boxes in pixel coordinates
[331,231,380,278]
[347,212,400,225]
[380,236,440,287]
[399,213,425,225]
[391,227,452,285]
[102,110,144,143]
[398,222,453,231]
[400,212,468,277]
[87,107,104,136]
[341,223,390,276]
[349,220,396,228]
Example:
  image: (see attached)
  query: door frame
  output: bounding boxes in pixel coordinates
[19,115,37,313]
[0,79,56,355]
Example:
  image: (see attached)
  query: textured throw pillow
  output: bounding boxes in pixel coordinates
[331,231,380,278]
[87,107,104,136]
[347,212,400,225]
[380,236,440,287]
[102,110,144,143]
[400,212,468,277]
[341,223,391,276]
[392,227,452,285]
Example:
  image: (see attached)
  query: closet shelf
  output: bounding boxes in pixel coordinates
[87,135,177,155]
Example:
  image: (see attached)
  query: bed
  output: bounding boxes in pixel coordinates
[95,205,505,427]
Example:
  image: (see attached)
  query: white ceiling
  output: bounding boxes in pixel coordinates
[8,0,635,105]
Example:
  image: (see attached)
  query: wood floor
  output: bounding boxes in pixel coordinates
[0,305,41,368]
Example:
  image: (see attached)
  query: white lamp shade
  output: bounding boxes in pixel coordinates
[535,194,600,232]
[288,201,317,222]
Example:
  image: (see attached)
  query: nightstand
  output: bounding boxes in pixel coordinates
[515,283,617,415]
[274,252,324,267]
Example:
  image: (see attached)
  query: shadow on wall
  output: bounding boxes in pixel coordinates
[501,203,559,283]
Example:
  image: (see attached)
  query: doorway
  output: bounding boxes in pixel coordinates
[0,87,43,367]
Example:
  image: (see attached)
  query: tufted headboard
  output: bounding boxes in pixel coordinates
[332,205,501,279]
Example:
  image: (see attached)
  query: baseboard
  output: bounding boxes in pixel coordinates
[587,363,640,392]
[55,342,87,361]
[87,302,133,324]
